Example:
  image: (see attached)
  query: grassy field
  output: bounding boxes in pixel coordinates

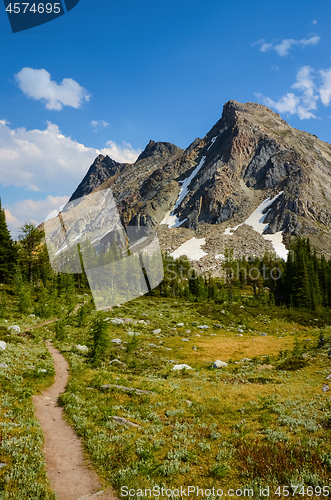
[0,296,56,499]
[1,290,331,499]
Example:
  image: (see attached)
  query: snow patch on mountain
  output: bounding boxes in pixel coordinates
[171,237,207,261]
[224,192,288,260]
[161,156,206,228]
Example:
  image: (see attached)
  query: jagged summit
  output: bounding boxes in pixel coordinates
[69,100,331,267]
[136,140,181,162]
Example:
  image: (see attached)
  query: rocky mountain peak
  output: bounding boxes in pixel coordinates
[136,140,182,162]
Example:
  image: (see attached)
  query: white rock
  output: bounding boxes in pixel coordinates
[111,339,122,344]
[9,325,20,333]
[322,384,330,393]
[0,341,6,351]
[38,369,47,373]
[235,334,243,337]
[213,360,228,368]
[172,364,193,370]
[177,323,184,327]
[29,314,35,318]
[181,338,190,341]
[127,331,140,336]
[198,325,209,329]
[153,329,161,334]
[238,328,244,333]
[76,344,88,352]
[111,318,125,325]
[0,362,8,368]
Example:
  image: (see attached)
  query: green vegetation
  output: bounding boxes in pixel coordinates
[1,217,331,498]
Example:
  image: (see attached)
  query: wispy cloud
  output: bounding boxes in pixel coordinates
[257,65,331,119]
[252,35,320,57]
[0,120,141,194]
[15,68,91,111]
[91,120,110,132]
[4,195,69,238]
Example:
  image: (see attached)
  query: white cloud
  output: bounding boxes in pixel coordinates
[15,68,91,111]
[256,65,328,120]
[253,35,320,57]
[319,68,331,106]
[0,120,141,194]
[91,120,110,132]
[100,140,141,164]
[312,20,318,25]
[4,195,69,238]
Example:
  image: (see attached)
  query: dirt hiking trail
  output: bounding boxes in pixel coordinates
[33,342,118,500]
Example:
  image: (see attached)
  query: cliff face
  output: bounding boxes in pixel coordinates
[69,101,331,266]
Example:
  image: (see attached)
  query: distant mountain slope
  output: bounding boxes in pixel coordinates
[68,101,331,268]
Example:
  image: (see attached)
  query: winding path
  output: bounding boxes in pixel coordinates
[33,342,118,500]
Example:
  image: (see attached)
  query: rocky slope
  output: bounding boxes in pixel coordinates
[68,101,331,267]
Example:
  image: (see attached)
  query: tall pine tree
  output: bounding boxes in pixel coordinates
[0,198,17,283]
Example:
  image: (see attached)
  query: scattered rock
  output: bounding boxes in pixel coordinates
[113,416,141,428]
[241,358,251,362]
[177,323,184,327]
[110,318,125,325]
[221,310,226,314]
[185,400,192,405]
[0,341,7,351]
[240,305,244,309]
[0,363,8,368]
[109,359,126,367]
[101,384,156,395]
[198,325,209,329]
[9,325,20,333]
[141,313,148,319]
[260,333,267,336]
[29,314,35,318]
[238,328,244,333]
[326,374,331,380]
[181,338,190,341]
[235,334,243,337]
[152,329,161,334]
[214,324,223,328]
[38,369,47,373]
[111,339,122,345]
[186,330,191,333]
[76,344,88,352]
[322,384,330,393]
[127,331,140,336]
[213,360,228,368]
[192,346,197,351]
[0,463,7,469]
[172,364,193,370]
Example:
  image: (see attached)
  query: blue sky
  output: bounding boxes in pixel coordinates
[1,0,331,235]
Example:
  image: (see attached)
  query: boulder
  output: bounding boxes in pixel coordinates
[177,323,184,327]
[0,341,6,351]
[198,325,209,329]
[101,384,156,395]
[152,329,161,334]
[322,384,330,393]
[111,339,122,345]
[213,360,228,368]
[238,328,244,333]
[9,325,20,333]
[76,344,88,352]
[110,318,125,325]
[113,416,141,427]
[172,364,193,370]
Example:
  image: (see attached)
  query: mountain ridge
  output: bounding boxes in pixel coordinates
[68,100,331,268]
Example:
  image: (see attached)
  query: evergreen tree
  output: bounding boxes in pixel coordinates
[0,198,17,282]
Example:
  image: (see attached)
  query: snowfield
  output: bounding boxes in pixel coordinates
[223,192,288,260]
[170,237,208,261]
[161,156,206,228]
